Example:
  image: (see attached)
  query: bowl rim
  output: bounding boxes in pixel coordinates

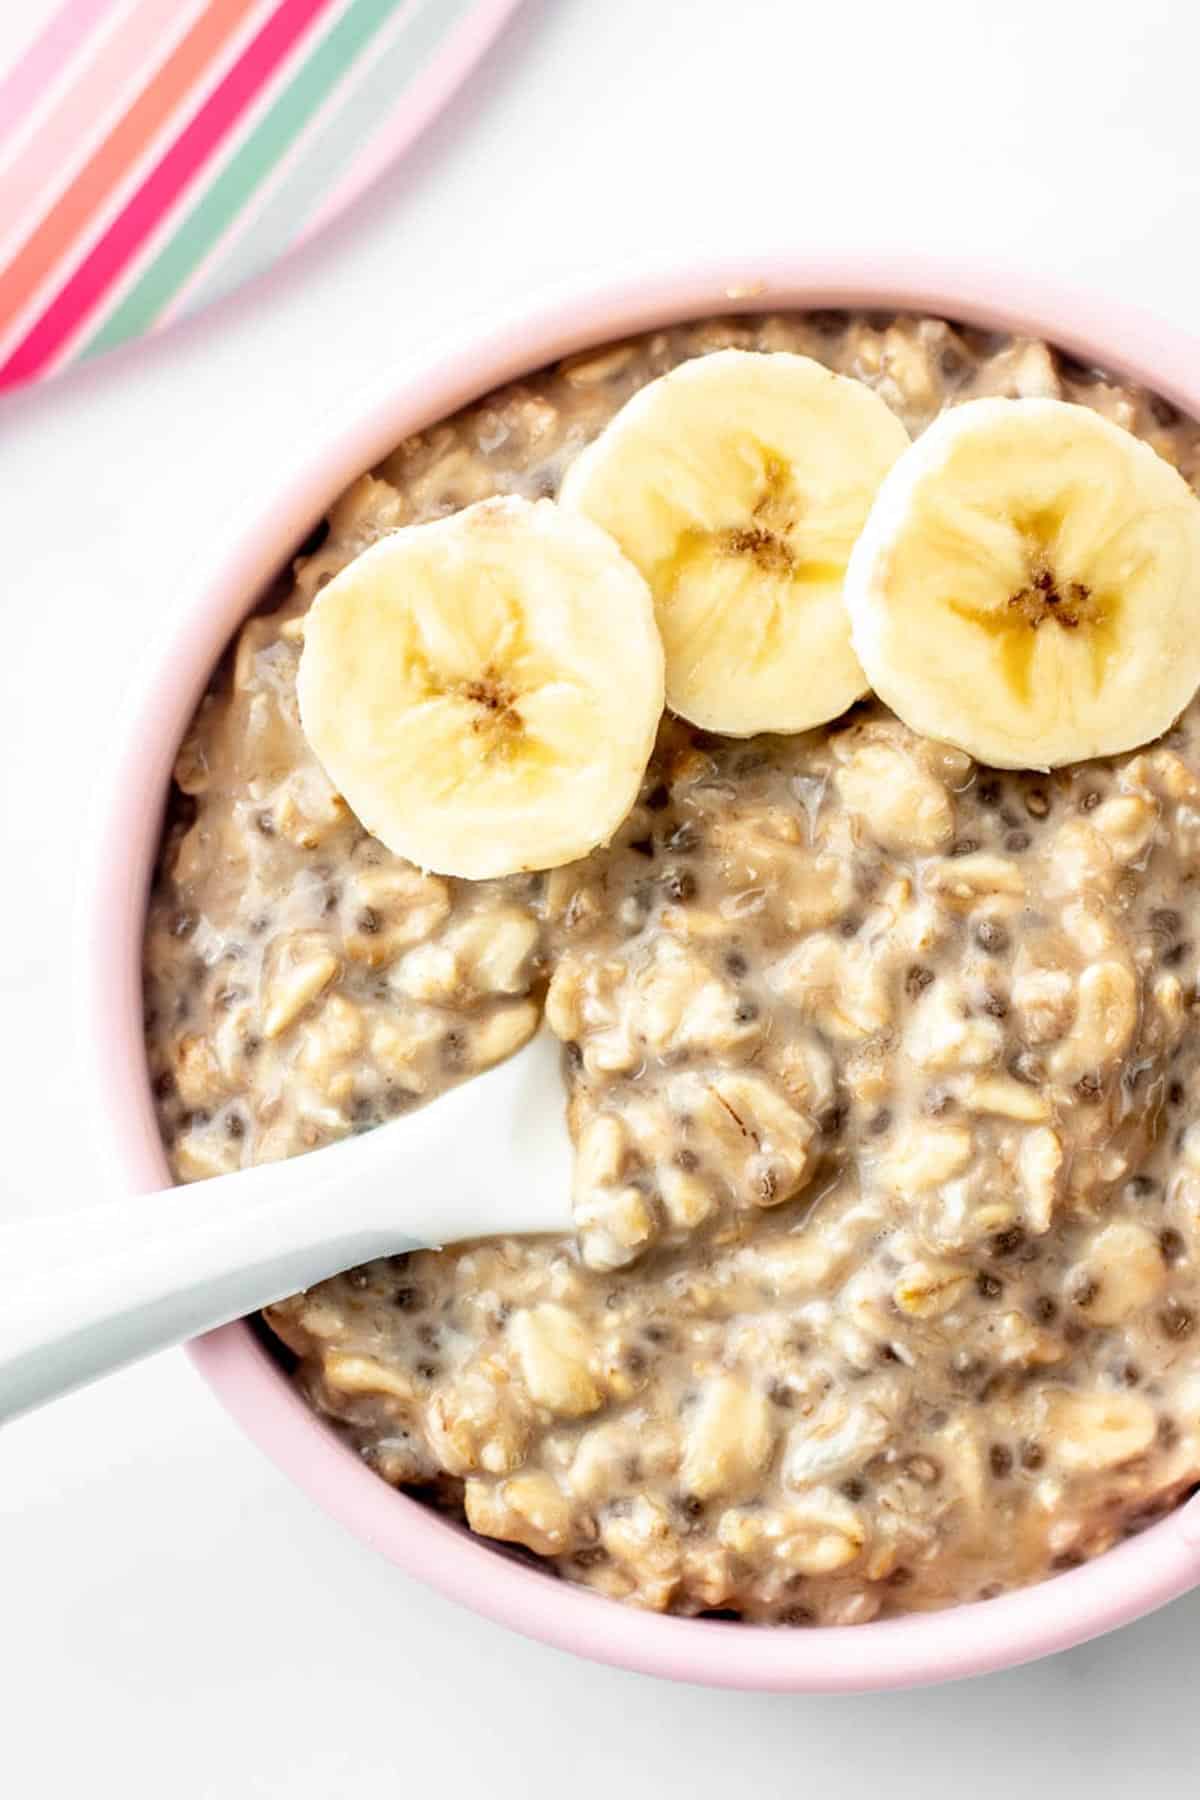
[87,250,1200,1692]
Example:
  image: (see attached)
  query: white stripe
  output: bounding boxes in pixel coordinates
[0,0,142,172]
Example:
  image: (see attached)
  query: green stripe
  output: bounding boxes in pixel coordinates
[81,0,403,359]
[181,0,473,319]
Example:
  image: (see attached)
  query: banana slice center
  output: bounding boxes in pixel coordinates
[460,669,523,743]
[715,522,796,578]
[947,515,1121,707]
[402,581,550,769]
[661,444,844,601]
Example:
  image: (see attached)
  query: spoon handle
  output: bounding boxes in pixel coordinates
[0,1130,414,1423]
[0,1032,571,1421]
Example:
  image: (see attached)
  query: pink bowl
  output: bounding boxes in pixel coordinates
[88,252,1200,1691]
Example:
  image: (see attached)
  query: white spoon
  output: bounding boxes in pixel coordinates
[0,1030,572,1423]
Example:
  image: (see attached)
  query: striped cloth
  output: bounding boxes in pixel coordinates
[0,0,521,393]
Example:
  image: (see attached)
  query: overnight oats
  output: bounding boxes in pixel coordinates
[144,311,1200,1626]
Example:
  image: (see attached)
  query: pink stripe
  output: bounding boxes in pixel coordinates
[0,0,335,388]
[305,0,522,241]
[0,0,120,145]
[0,0,202,254]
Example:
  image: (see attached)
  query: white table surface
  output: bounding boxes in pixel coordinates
[3,0,1200,1792]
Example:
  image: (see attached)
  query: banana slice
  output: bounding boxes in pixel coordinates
[845,397,1200,769]
[559,348,910,735]
[297,496,664,879]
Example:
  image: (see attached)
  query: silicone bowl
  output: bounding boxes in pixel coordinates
[88,253,1200,1691]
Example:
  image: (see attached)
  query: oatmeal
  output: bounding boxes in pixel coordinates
[145,311,1200,1624]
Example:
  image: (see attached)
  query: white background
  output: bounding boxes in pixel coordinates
[3,1,1200,1793]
